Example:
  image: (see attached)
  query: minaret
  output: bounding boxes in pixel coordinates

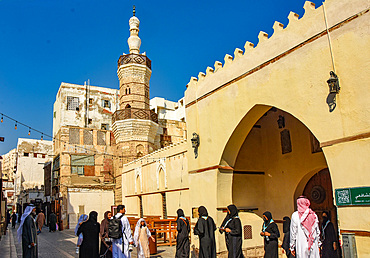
[112,6,158,166]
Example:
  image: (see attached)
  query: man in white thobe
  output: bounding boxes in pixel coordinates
[290,196,321,257]
[112,205,134,258]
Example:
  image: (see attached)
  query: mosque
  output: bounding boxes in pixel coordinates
[109,0,369,256]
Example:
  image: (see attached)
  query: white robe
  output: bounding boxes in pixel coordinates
[290,211,321,258]
[112,213,133,258]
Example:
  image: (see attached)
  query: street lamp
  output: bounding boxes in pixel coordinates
[327,71,340,94]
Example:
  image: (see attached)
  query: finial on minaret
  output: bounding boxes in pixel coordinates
[127,6,141,54]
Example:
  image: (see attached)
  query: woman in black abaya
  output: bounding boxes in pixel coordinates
[260,211,280,258]
[175,209,190,258]
[194,206,217,258]
[281,216,293,258]
[77,211,100,258]
[321,211,339,258]
[220,204,243,258]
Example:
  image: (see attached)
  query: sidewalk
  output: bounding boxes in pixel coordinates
[0,226,18,258]
[0,224,176,257]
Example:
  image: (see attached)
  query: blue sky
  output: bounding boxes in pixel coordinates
[0,0,323,154]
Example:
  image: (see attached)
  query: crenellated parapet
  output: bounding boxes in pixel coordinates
[184,0,369,106]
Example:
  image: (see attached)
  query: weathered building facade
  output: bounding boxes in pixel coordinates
[14,138,52,213]
[52,83,119,228]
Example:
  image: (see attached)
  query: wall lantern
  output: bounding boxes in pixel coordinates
[327,71,340,94]
[191,133,200,159]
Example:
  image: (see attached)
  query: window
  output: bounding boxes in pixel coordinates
[83,130,93,145]
[89,98,93,104]
[102,100,111,109]
[69,128,80,144]
[67,96,79,111]
[71,155,95,176]
[101,124,109,131]
[53,111,56,118]
[42,154,46,158]
[34,153,37,158]
[97,131,106,145]
[88,119,92,124]
[125,88,131,95]
[24,153,29,157]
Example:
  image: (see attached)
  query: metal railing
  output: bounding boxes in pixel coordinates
[113,108,158,123]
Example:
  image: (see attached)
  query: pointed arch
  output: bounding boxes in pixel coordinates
[156,158,167,190]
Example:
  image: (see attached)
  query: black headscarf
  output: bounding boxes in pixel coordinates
[177,209,185,219]
[283,216,291,233]
[198,206,208,217]
[263,211,273,227]
[322,210,330,224]
[89,211,98,225]
[227,204,238,218]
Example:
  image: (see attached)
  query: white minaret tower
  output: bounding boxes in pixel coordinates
[112,6,159,165]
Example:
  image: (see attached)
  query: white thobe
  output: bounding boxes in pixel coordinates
[290,211,321,258]
[112,213,133,258]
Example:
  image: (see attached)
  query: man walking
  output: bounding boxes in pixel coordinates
[36,210,45,233]
[17,204,38,258]
[111,205,134,258]
[290,196,321,257]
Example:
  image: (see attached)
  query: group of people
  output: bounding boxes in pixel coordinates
[17,196,339,258]
[74,205,155,258]
[16,205,59,258]
[191,196,339,258]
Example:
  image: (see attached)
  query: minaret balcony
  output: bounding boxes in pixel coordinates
[118,53,151,69]
[113,108,158,123]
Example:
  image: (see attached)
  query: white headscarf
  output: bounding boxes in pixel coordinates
[17,205,35,243]
[75,214,88,236]
[134,218,151,246]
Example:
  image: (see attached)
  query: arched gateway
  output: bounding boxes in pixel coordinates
[185,0,369,255]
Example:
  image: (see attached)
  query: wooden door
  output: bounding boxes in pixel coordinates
[303,169,337,229]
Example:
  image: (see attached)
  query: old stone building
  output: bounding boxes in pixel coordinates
[14,138,52,213]
[52,83,118,228]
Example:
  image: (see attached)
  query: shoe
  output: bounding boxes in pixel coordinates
[76,247,79,254]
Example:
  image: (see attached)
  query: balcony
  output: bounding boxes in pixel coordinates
[118,53,151,69]
[113,108,158,123]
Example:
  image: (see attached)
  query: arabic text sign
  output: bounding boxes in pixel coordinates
[335,187,370,206]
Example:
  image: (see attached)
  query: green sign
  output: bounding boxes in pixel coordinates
[335,187,370,206]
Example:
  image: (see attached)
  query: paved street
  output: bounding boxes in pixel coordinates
[0,225,176,258]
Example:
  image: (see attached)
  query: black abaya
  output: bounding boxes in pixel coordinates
[282,217,293,258]
[176,209,190,258]
[77,211,100,258]
[194,206,217,258]
[262,212,280,258]
[221,205,243,258]
[22,215,38,258]
[49,213,57,232]
[321,221,338,258]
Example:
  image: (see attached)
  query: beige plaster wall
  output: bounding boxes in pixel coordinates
[184,0,370,254]
[120,141,190,218]
[67,189,114,226]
